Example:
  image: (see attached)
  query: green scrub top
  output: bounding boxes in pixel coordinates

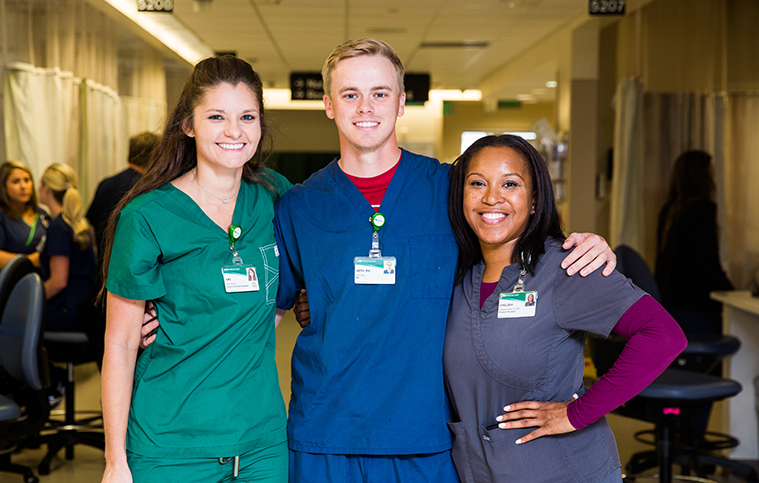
[107,169,291,458]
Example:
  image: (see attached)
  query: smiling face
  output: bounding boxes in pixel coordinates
[323,55,405,158]
[463,146,534,261]
[184,82,261,172]
[5,168,34,207]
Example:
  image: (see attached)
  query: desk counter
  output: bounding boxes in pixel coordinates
[711,290,759,459]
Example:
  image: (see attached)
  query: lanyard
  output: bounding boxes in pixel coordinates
[25,213,39,247]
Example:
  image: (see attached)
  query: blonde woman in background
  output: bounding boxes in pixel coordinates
[0,160,49,268]
[39,163,96,331]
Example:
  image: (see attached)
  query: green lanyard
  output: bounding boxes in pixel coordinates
[25,213,39,247]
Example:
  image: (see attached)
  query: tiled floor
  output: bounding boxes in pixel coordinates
[5,312,758,482]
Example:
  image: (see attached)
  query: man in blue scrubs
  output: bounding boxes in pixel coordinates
[275,38,616,482]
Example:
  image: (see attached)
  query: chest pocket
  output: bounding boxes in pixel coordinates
[409,235,458,300]
[259,242,280,305]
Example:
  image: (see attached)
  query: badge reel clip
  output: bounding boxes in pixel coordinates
[497,253,537,318]
[221,224,259,293]
[354,212,396,285]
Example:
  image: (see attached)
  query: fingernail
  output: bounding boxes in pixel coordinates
[496,415,503,422]
[580,270,588,277]
[515,439,522,444]
[566,269,575,276]
[499,423,506,429]
[503,405,510,411]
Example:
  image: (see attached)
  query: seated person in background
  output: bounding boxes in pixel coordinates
[38,163,96,332]
[655,150,732,336]
[87,131,159,256]
[0,160,49,268]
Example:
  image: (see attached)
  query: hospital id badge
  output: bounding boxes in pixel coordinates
[221,265,259,293]
[497,290,537,318]
[354,256,396,285]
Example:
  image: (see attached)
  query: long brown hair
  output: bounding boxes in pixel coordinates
[99,55,276,299]
[659,150,714,251]
[0,161,39,219]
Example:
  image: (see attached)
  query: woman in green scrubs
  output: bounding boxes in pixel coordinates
[100,56,291,483]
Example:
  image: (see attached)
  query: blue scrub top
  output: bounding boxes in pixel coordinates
[275,150,458,455]
[0,208,48,255]
[40,215,96,330]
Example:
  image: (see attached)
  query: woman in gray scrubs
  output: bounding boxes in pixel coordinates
[444,134,686,483]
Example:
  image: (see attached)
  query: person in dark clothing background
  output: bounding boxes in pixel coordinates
[81,131,159,368]
[86,131,160,255]
[655,150,733,336]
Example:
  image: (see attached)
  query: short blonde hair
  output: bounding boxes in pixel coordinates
[321,38,405,98]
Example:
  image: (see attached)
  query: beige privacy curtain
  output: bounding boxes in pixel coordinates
[3,64,80,182]
[4,66,166,202]
[724,94,759,289]
[611,77,725,268]
[2,0,167,200]
[610,77,645,256]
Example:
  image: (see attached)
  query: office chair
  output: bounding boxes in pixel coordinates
[36,328,104,475]
[0,273,49,483]
[0,255,36,316]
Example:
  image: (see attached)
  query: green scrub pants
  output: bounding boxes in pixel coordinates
[127,440,288,482]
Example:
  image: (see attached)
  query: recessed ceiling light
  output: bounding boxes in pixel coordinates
[545,81,558,88]
[419,41,489,49]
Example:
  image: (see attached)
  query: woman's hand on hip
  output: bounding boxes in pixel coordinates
[494,400,577,444]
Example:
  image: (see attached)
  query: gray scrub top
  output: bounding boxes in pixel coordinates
[443,238,645,483]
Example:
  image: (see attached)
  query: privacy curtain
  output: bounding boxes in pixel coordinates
[724,94,759,289]
[610,78,725,269]
[1,0,167,201]
[611,79,759,290]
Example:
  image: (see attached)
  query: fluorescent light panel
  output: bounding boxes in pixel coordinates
[264,89,483,110]
[102,0,213,64]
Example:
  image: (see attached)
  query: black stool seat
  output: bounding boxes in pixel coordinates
[44,332,89,345]
[681,335,740,358]
[638,368,741,401]
[0,395,22,420]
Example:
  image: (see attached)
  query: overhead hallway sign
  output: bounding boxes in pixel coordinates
[290,72,430,104]
[138,0,173,12]
[589,0,625,15]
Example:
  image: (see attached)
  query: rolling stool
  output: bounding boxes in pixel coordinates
[619,368,758,483]
[36,331,104,475]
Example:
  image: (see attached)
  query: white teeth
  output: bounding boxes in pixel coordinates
[355,122,379,127]
[482,213,506,220]
[218,143,244,149]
